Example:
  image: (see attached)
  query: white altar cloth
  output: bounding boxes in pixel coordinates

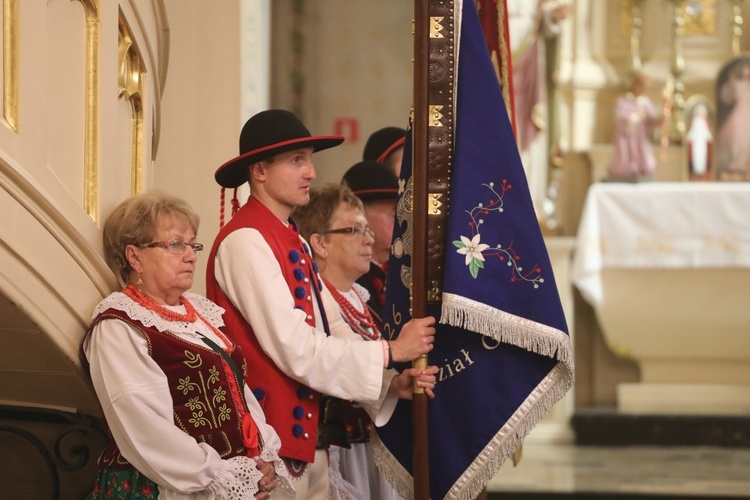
[572,182,750,306]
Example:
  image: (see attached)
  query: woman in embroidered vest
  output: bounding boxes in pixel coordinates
[84,191,293,499]
[293,183,438,500]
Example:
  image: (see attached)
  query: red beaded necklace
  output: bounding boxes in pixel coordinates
[322,278,380,341]
[122,284,233,351]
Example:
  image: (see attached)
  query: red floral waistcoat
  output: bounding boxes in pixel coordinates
[90,309,256,470]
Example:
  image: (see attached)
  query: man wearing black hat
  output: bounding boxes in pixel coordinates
[363,126,406,176]
[205,110,436,498]
[341,160,399,320]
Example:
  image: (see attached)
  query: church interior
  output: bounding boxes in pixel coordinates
[0,0,748,498]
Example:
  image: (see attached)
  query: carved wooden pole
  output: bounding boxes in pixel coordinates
[412,1,430,497]
[412,0,455,497]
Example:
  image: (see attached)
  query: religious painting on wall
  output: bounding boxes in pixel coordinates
[715,57,750,181]
[682,0,716,36]
[684,95,714,181]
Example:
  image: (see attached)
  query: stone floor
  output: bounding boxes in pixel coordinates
[485,443,750,499]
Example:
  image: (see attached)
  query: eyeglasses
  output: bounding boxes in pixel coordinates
[324,226,376,239]
[137,241,204,253]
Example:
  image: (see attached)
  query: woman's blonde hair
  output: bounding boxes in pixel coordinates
[103,190,200,283]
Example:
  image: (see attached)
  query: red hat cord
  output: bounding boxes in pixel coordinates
[219,188,241,228]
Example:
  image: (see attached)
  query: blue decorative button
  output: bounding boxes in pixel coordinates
[289,250,301,263]
[293,405,304,419]
[252,388,265,401]
[302,243,310,254]
[297,386,310,399]
[295,286,306,299]
[294,268,306,281]
[312,262,319,273]
[292,424,304,437]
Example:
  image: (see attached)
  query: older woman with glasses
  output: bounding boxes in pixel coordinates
[84,190,293,499]
[293,183,438,500]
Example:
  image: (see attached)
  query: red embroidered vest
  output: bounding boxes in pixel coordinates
[89,309,254,470]
[206,197,321,463]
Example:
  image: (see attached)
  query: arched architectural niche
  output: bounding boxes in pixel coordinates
[0,0,169,436]
[0,1,169,493]
[0,151,114,414]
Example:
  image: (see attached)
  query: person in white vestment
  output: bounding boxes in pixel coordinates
[686,102,713,179]
[293,183,439,500]
[84,191,292,499]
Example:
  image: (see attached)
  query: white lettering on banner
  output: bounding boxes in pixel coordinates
[438,348,475,382]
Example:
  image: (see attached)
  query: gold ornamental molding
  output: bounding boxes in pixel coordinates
[730,0,743,56]
[118,11,145,195]
[78,0,100,224]
[3,0,18,132]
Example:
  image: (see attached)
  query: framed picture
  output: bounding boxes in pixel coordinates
[683,95,715,181]
[715,57,750,181]
[682,0,716,36]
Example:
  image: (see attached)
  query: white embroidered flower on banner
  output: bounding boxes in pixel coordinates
[450,181,545,287]
[454,234,490,278]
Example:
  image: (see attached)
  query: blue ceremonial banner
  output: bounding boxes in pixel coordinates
[371,1,574,499]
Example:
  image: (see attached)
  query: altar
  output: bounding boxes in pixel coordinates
[572,182,750,415]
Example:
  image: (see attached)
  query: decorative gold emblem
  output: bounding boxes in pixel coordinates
[428,193,443,215]
[427,280,442,302]
[429,105,444,127]
[430,16,444,38]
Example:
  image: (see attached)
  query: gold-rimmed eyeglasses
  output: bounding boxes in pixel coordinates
[137,241,204,253]
[324,226,376,239]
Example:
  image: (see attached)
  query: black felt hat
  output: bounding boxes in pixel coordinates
[363,126,407,163]
[342,160,399,202]
[215,109,345,188]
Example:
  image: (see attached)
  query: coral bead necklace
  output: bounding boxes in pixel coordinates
[322,279,380,341]
[122,284,233,351]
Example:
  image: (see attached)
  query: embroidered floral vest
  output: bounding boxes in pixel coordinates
[206,197,322,463]
[90,309,252,470]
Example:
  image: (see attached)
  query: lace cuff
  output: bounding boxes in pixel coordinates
[258,448,296,498]
[208,454,295,499]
